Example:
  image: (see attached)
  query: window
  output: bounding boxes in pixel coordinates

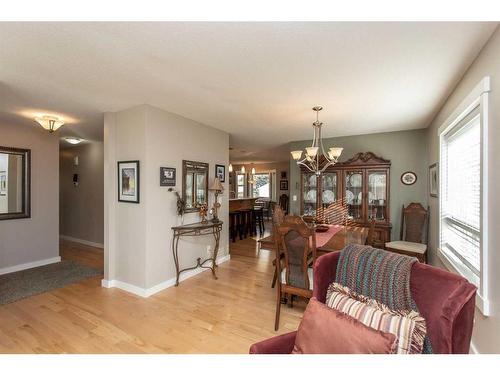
[438,77,489,315]
[236,172,246,198]
[251,173,270,198]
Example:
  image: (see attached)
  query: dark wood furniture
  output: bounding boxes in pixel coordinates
[274,218,317,330]
[229,197,258,211]
[171,221,223,286]
[385,203,429,263]
[316,225,369,253]
[300,151,392,246]
[279,194,289,214]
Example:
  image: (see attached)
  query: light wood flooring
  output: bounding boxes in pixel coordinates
[0,228,306,353]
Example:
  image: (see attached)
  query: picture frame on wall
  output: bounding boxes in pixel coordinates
[118,160,140,203]
[215,164,225,182]
[401,171,417,185]
[280,180,288,190]
[429,163,438,197]
[280,171,287,179]
[160,167,176,187]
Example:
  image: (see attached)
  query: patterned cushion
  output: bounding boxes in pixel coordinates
[326,282,426,354]
[280,268,313,290]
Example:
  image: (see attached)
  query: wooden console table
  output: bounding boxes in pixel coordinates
[171,221,223,286]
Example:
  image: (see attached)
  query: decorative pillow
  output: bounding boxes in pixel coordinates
[326,283,427,354]
[292,298,397,354]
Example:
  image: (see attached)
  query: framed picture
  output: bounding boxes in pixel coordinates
[280,180,288,190]
[215,164,225,182]
[160,167,176,187]
[0,171,6,196]
[118,160,140,203]
[401,171,417,185]
[280,171,287,179]
[429,163,438,197]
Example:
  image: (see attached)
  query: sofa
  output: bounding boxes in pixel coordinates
[249,251,477,354]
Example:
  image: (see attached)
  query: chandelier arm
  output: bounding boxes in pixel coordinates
[318,124,332,163]
[297,160,315,173]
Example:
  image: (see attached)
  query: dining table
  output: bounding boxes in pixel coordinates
[259,224,369,289]
[259,224,369,254]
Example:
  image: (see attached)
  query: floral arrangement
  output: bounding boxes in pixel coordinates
[168,188,186,216]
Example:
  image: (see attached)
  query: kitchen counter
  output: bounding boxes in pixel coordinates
[229,197,258,211]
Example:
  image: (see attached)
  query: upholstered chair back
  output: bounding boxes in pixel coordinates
[401,203,429,243]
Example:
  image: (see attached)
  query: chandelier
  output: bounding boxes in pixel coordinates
[291,106,343,175]
[34,115,65,132]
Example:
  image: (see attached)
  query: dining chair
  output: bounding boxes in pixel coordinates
[385,203,429,262]
[274,217,317,330]
[279,194,289,214]
[269,205,285,288]
[316,197,349,225]
[365,218,376,247]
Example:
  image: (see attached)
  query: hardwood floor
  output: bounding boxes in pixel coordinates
[0,230,305,353]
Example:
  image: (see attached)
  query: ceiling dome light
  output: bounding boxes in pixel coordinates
[64,137,83,145]
[34,115,64,132]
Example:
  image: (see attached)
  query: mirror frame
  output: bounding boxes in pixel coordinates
[182,160,209,213]
[0,146,31,220]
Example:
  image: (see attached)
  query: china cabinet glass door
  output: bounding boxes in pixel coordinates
[367,170,388,221]
[345,170,363,221]
[302,173,317,216]
[320,172,337,209]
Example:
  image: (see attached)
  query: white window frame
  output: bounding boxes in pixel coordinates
[437,76,490,316]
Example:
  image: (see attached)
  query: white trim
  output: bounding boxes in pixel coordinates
[470,341,479,354]
[60,235,104,249]
[0,256,61,275]
[437,76,490,136]
[101,254,231,298]
[437,76,490,316]
[437,248,489,315]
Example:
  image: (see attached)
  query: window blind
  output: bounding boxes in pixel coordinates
[440,106,481,276]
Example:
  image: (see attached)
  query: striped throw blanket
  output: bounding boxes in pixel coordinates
[335,244,433,353]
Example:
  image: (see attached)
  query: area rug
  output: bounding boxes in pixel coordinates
[0,260,102,305]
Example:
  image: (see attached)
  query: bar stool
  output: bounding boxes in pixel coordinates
[238,209,252,239]
[252,206,264,236]
[229,211,238,242]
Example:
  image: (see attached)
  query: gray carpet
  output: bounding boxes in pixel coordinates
[0,260,102,305]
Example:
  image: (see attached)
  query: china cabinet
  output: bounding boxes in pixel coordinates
[300,152,392,245]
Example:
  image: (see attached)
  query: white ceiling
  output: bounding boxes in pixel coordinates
[0,22,497,158]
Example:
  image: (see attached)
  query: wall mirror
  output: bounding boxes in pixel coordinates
[0,146,31,220]
[182,160,209,212]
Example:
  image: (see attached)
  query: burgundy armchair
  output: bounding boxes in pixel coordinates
[250,251,477,354]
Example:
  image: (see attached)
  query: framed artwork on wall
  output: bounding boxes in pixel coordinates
[429,163,438,197]
[215,164,225,182]
[160,167,176,186]
[401,171,417,185]
[280,180,288,190]
[118,160,140,203]
[280,171,287,179]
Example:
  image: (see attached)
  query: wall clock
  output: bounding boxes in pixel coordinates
[401,171,417,186]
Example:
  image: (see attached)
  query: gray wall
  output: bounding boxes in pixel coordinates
[0,122,59,272]
[60,142,104,245]
[104,104,229,291]
[289,128,428,240]
[426,26,500,353]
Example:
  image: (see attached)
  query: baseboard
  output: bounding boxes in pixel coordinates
[60,235,104,249]
[101,254,231,298]
[470,341,479,354]
[0,256,61,275]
